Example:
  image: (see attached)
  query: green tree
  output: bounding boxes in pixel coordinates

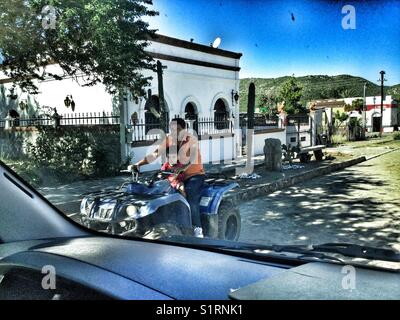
[0,0,158,97]
[258,94,278,119]
[339,88,356,98]
[278,76,306,115]
[344,98,364,112]
[333,110,348,128]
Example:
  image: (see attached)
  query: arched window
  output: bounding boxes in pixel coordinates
[184,102,198,133]
[144,95,169,133]
[213,98,229,130]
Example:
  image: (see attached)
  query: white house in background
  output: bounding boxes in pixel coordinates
[363,96,399,132]
[128,34,242,122]
[0,34,243,167]
[310,95,399,133]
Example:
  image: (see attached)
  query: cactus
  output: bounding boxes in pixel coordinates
[247,83,255,130]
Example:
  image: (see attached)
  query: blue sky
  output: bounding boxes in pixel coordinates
[148,0,400,85]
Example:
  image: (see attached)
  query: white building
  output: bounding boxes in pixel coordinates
[310,95,399,133]
[363,96,399,132]
[123,34,243,169]
[129,34,242,120]
[0,34,243,168]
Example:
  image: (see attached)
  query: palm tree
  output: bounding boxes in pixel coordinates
[339,88,357,98]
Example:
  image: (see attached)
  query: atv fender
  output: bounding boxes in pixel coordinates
[199,182,239,216]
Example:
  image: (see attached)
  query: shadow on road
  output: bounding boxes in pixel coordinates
[240,163,400,250]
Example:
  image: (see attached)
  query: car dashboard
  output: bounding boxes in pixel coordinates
[0,236,288,300]
[0,236,399,300]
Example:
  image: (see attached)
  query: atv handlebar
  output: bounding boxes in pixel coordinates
[121,168,176,184]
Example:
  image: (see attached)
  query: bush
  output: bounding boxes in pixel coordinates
[27,126,121,184]
[393,132,400,140]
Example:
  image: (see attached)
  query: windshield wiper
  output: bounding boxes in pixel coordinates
[234,242,400,263]
[162,237,344,263]
[312,243,400,262]
[163,236,400,263]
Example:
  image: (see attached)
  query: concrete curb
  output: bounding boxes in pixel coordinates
[226,156,367,203]
[365,147,400,161]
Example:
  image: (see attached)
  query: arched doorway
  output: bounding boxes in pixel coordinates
[144,95,169,133]
[8,109,20,126]
[213,98,229,130]
[372,112,381,132]
[184,102,198,133]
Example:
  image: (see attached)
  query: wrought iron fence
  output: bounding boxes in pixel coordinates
[1,111,234,143]
[60,112,119,125]
[128,115,233,142]
[196,116,233,135]
[0,112,120,129]
[128,117,164,142]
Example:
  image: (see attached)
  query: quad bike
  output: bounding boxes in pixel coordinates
[78,170,241,241]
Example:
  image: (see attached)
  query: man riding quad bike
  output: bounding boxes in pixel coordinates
[78,118,241,240]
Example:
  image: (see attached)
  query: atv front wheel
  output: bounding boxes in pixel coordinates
[143,223,183,240]
[217,200,241,241]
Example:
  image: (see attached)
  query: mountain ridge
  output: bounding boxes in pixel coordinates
[239,74,400,112]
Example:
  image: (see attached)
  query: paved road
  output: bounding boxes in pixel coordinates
[238,149,400,251]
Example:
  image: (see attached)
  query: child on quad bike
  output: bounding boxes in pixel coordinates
[161,154,188,197]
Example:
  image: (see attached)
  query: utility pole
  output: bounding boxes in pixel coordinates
[379,70,386,137]
[247,83,255,131]
[362,82,367,139]
[119,90,128,164]
[157,60,168,133]
[239,82,255,174]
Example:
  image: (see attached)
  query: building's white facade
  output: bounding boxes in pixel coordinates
[310,95,399,133]
[126,35,241,124]
[0,34,243,166]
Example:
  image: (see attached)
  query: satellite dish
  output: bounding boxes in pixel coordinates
[212,37,221,48]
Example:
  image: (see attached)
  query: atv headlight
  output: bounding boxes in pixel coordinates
[80,199,93,216]
[126,205,137,217]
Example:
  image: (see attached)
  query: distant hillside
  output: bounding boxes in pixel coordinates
[239,74,400,112]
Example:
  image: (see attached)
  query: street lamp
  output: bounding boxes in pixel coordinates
[231,90,239,105]
[378,71,386,137]
[362,82,367,137]
[64,95,76,112]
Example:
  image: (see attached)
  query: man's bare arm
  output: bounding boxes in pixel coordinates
[131,138,168,170]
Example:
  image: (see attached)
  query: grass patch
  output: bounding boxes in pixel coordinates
[331,134,347,146]
[349,133,400,149]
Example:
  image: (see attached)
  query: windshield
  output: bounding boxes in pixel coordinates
[1,0,399,264]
